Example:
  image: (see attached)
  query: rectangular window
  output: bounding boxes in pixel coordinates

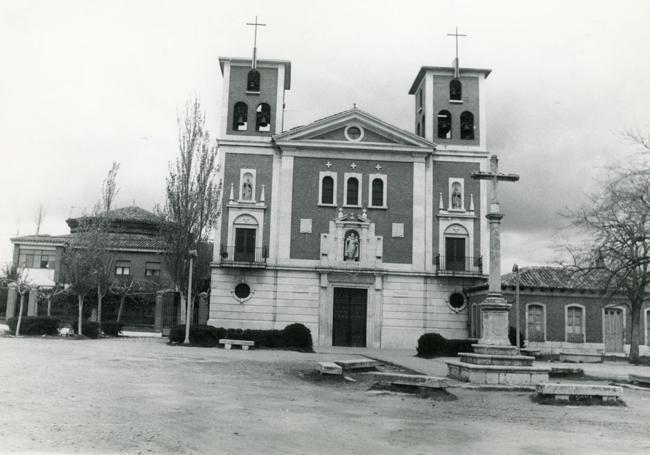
[145,262,161,277]
[115,260,131,276]
[18,249,55,268]
[445,237,466,272]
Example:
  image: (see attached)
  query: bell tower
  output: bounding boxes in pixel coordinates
[219,18,291,139]
[408,28,490,151]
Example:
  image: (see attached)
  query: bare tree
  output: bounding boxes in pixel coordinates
[161,98,221,308]
[60,240,99,337]
[565,153,650,363]
[101,162,120,214]
[34,204,46,235]
[1,265,34,337]
[110,276,140,322]
[37,283,65,317]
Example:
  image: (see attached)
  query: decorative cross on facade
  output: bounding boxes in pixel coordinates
[246,16,267,69]
[375,163,382,171]
[325,161,332,168]
[350,162,357,169]
[471,155,519,297]
[447,26,467,78]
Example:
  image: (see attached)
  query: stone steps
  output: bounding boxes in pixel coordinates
[629,374,650,385]
[446,360,550,386]
[318,362,343,375]
[459,352,534,367]
[472,344,519,356]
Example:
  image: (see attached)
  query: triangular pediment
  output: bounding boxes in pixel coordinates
[273,108,434,149]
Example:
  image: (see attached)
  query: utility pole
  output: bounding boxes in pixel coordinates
[512,263,520,350]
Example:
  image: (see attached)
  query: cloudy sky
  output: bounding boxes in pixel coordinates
[1,0,649,271]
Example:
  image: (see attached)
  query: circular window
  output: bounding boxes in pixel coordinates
[449,292,465,310]
[344,125,364,142]
[234,283,251,299]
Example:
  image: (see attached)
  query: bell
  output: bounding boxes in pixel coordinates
[259,114,269,127]
[236,115,246,127]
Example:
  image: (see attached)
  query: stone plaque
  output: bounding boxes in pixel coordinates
[300,218,312,233]
[391,223,404,238]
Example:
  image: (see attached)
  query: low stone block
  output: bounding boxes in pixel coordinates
[559,351,604,363]
[318,362,343,375]
[629,374,650,385]
[536,383,622,398]
[550,367,584,377]
[373,372,447,388]
[472,344,519,356]
[334,358,381,370]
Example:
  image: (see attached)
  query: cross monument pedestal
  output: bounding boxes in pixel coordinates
[446,155,550,385]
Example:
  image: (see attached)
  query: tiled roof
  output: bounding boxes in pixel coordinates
[11,233,166,251]
[104,206,161,223]
[500,266,609,292]
[10,234,71,245]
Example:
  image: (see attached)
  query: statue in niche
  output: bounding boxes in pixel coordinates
[344,231,360,261]
[451,182,462,209]
[242,173,253,200]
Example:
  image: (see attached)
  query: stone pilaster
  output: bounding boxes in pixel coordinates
[5,285,17,319]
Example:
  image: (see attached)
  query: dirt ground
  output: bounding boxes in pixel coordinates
[1,337,650,454]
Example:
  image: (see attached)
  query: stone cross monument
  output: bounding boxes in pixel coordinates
[471,155,519,351]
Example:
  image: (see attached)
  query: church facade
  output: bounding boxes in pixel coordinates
[208,55,493,348]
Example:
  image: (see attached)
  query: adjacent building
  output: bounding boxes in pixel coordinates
[4,206,174,326]
[209,55,492,348]
[467,266,650,356]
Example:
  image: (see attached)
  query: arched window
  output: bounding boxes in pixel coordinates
[460,111,474,140]
[346,177,359,206]
[421,115,425,137]
[371,178,384,207]
[247,70,260,92]
[322,176,334,204]
[450,78,462,101]
[527,304,545,342]
[437,110,452,139]
[416,122,421,137]
[566,305,585,343]
[256,103,271,132]
[233,102,248,131]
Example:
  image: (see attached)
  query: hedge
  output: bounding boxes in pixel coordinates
[7,317,60,336]
[101,321,124,337]
[168,323,313,351]
[72,320,100,339]
[416,332,475,358]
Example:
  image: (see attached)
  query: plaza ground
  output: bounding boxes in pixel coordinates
[1,337,650,454]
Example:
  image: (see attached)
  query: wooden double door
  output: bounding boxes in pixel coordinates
[332,288,367,347]
[604,308,624,353]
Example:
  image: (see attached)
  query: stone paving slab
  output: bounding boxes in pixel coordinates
[537,383,623,400]
[334,358,381,370]
[318,362,343,375]
[372,372,447,388]
[629,373,650,385]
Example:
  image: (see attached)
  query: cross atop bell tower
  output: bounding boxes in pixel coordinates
[246,16,266,70]
[446,26,467,78]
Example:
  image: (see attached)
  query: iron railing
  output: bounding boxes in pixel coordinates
[219,245,268,267]
[435,255,483,275]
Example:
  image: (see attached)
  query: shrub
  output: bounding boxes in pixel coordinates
[101,321,124,337]
[7,317,60,336]
[168,323,313,351]
[73,320,100,339]
[416,332,447,357]
[508,326,526,348]
[283,323,313,352]
[168,324,220,347]
[416,332,474,357]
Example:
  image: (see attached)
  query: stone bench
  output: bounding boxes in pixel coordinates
[318,362,343,376]
[629,374,650,386]
[536,383,622,402]
[373,372,447,389]
[550,366,584,377]
[219,339,255,350]
[559,350,604,363]
[334,358,381,371]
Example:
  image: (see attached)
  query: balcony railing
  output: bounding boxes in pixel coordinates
[219,245,267,267]
[435,255,483,275]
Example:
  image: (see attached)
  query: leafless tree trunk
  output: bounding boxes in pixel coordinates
[34,204,46,235]
[15,293,25,337]
[77,295,84,336]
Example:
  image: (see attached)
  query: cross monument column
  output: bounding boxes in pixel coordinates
[471,155,519,349]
